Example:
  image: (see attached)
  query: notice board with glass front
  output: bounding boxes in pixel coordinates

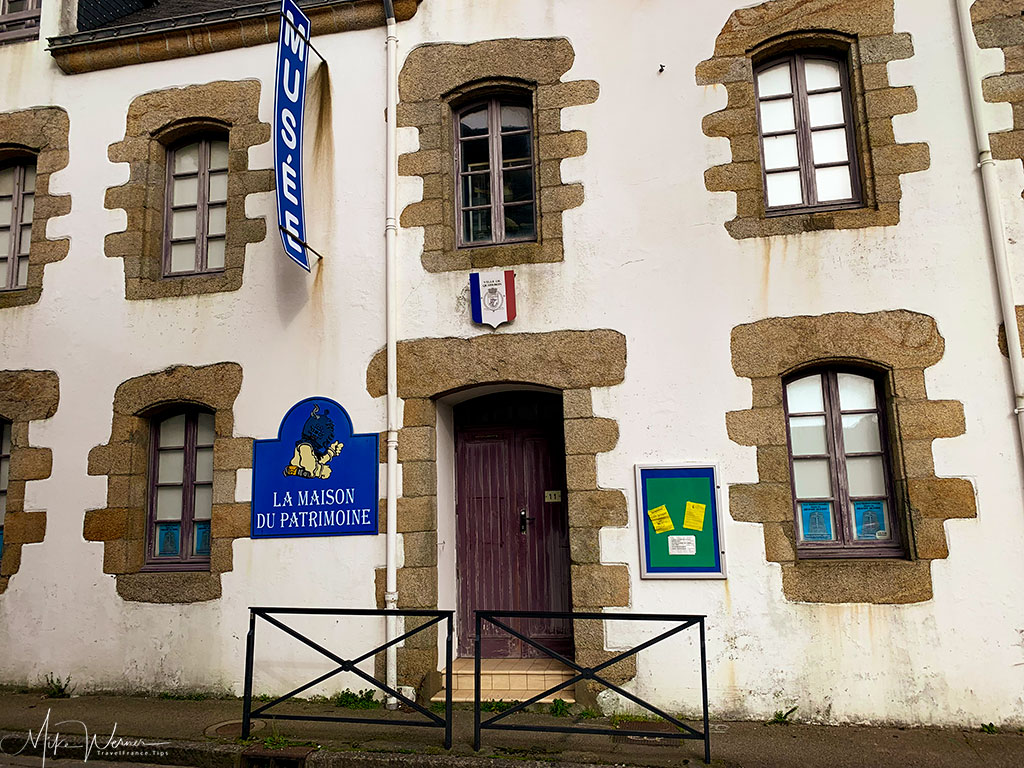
[635,464,726,579]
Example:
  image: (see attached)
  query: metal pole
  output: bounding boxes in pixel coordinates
[382,0,401,709]
[445,614,454,749]
[241,610,257,739]
[700,618,710,764]
[473,613,482,751]
[953,0,1024,480]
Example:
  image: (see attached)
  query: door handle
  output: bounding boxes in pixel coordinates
[519,507,535,534]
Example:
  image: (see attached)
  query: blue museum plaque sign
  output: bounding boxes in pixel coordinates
[252,397,379,538]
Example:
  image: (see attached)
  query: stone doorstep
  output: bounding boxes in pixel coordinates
[431,658,576,704]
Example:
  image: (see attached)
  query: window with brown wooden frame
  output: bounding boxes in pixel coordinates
[754,51,862,213]
[0,419,10,557]
[164,136,228,277]
[0,0,40,45]
[783,368,905,559]
[144,408,214,570]
[0,160,35,291]
[455,96,537,247]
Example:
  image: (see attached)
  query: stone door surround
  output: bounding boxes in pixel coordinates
[365,329,635,693]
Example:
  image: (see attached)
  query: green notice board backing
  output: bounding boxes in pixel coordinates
[635,464,726,579]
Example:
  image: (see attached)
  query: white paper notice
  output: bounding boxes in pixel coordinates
[668,535,697,556]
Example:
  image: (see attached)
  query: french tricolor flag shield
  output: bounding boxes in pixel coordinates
[470,270,516,328]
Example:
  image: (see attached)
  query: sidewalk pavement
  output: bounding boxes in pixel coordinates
[0,691,1021,768]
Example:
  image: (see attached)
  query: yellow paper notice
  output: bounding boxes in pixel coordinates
[647,505,675,534]
[683,501,706,531]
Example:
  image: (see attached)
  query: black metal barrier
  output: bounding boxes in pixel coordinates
[473,611,710,764]
[242,607,454,748]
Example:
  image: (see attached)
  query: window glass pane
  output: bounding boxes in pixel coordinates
[16,257,28,288]
[758,98,795,133]
[789,415,827,456]
[20,194,33,223]
[815,166,853,202]
[762,134,798,171]
[207,205,226,237]
[807,91,844,127]
[0,258,7,284]
[463,208,492,243]
[170,241,196,273]
[811,128,849,165]
[156,486,183,520]
[756,62,792,97]
[0,168,13,195]
[804,59,841,91]
[1,494,6,523]
[765,171,803,207]
[210,140,229,170]
[9,1,29,13]
[158,450,184,483]
[846,456,886,497]
[172,208,197,239]
[0,231,8,258]
[18,224,30,255]
[461,139,490,173]
[23,166,35,193]
[206,238,225,270]
[503,168,534,204]
[156,522,180,556]
[1,423,10,454]
[842,413,881,453]
[462,173,491,207]
[173,177,198,206]
[174,143,201,174]
[208,172,228,203]
[0,457,8,488]
[197,412,215,444]
[793,458,832,499]
[501,105,531,132]
[798,501,836,542]
[160,414,186,448]
[459,107,488,138]
[503,203,535,239]
[0,199,11,225]
[837,373,877,410]
[195,447,213,483]
[786,374,824,413]
[501,133,531,167]
[852,499,891,541]
[193,484,213,521]
[193,521,211,556]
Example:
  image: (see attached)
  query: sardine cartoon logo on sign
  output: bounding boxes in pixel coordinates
[252,397,379,538]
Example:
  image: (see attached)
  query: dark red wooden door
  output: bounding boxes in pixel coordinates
[455,393,572,658]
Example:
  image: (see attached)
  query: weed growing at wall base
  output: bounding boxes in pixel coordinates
[42,674,74,699]
[331,689,381,709]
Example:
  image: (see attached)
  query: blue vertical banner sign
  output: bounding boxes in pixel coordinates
[274,0,311,271]
[251,398,380,538]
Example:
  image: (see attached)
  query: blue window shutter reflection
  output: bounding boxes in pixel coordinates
[157,522,181,556]
[194,521,211,556]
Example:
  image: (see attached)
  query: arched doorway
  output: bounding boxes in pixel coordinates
[454,390,573,658]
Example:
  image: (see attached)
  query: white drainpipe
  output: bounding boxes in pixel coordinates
[383,0,400,709]
[954,0,1024,467]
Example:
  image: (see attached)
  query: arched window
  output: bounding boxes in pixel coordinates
[0,159,35,291]
[455,96,537,246]
[754,51,861,212]
[0,418,10,555]
[163,135,228,276]
[145,408,215,568]
[783,368,904,557]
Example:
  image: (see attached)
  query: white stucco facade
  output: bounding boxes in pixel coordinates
[0,0,1022,727]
